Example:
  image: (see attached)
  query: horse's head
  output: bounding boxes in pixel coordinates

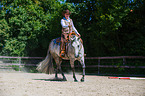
[70,33,81,58]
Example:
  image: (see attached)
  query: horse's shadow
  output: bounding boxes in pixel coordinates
[33,78,67,82]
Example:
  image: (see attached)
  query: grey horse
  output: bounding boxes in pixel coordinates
[36,34,85,82]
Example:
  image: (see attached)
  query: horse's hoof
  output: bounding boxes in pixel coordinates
[55,77,58,80]
[74,80,78,82]
[81,79,84,82]
[63,78,67,81]
[81,78,84,82]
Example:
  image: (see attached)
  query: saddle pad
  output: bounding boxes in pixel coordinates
[53,37,61,45]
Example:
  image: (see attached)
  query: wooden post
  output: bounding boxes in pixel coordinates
[98,59,100,74]
[19,57,21,72]
[123,58,126,65]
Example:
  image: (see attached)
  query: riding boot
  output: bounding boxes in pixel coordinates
[60,42,66,58]
[60,51,65,58]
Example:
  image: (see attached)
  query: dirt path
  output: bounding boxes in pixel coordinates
[0,71,145,96]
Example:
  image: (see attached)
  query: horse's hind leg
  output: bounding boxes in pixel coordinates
[59,66,67,81]
[55,67,58,79]
[54,57,67,81]
[79,57,85,82]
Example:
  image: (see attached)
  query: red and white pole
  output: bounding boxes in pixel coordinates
[108,77,145,80]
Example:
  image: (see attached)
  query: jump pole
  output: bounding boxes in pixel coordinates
[108,77,145,80]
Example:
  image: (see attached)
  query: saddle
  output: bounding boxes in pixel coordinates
[56,37,69,55]
[56,37,61,43]
[55,32,83,58]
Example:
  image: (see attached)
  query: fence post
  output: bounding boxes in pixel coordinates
[19,57,21,72]
[98,59,100,74]
[123,57,126,65]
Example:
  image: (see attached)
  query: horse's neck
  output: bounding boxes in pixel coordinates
[68,41,73,49]
[69,39,82,49]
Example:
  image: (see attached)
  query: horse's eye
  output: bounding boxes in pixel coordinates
[78,45,80,48]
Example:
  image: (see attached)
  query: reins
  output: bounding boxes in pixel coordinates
[69,32,82,52]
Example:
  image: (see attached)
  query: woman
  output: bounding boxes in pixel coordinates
[60,9,80,57]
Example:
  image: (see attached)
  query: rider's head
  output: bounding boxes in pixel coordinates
[62,9,71,20]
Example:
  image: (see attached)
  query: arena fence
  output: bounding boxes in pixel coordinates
[0,56,145,75]
[85,56,145,75]
[0,56,44,71]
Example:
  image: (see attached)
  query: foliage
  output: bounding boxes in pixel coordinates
[66,0,145,56]
[0,19,10,49]
[0,0,144,57]
[118,0,145,55]
[0,0,61,56]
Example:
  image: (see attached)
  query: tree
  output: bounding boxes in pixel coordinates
[66,0,130,56]
[0,0,144,57]
[0,0,62,56]
[118,0,145,55]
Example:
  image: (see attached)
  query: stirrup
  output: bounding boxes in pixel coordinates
[60,51,65,58]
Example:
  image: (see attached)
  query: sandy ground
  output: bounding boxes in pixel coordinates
[0,71,145,96]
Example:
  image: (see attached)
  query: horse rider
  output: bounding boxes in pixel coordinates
[60,9,81,58]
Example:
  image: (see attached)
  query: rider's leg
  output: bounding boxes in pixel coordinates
[60,34,65,57]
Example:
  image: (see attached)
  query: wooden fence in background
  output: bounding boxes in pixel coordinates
[85,56,145,74]
[0,56,145,74]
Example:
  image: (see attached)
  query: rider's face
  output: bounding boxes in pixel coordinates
[64,13,70,19]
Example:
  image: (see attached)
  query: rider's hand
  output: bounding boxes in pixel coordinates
[68,24,72,27]
[78,34,81,37]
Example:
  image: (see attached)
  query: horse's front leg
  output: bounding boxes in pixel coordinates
[70,59,78,82]
[79,57,85,82]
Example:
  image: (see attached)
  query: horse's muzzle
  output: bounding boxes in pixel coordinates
[75,55,79,58]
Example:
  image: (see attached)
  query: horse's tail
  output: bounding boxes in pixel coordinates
[36,50,54,74]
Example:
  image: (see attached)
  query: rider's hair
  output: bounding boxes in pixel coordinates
[62,9,71,16]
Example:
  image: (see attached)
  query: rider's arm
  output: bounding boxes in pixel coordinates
[61,19,68,28]
[71,20,79,35]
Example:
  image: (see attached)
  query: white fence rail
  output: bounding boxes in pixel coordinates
[0,56,44,71]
